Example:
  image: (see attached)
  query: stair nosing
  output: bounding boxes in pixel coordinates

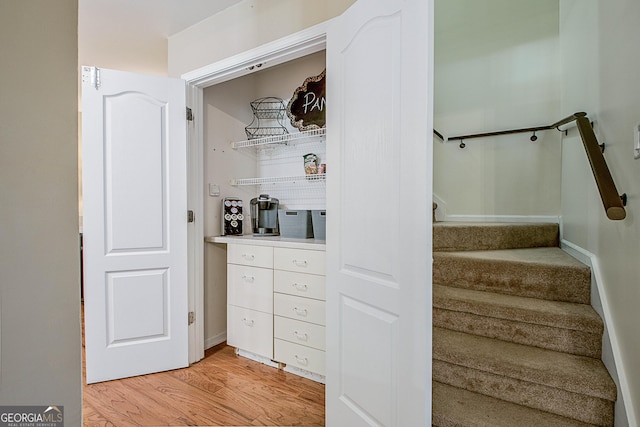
[433,247,590,270]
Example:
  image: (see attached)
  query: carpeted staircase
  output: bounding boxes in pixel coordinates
[432,222,617,426]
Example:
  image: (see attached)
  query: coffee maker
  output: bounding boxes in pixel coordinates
[250,194,279,236]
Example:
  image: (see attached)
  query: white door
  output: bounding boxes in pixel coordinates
[82,67,189,383]
[326,0,433,425]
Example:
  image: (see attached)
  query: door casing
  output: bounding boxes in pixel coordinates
[181,19,333,363]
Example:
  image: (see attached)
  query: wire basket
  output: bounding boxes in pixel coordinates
[245,97,289,140]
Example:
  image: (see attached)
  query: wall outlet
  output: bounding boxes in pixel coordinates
[635,124,640,160]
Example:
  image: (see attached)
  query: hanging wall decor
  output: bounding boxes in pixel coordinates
[287,69,326,131]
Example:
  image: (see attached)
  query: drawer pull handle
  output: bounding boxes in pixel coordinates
[293,307,308,317]
[293,283,308,291]
[242,253,255,261]
[242,318,254,327]
[294,331,308,341]
[242,274,255,283]
[294,355,309,366]
[292,259,308,267]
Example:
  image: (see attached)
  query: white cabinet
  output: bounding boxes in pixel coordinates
[274,316,326,350]
[274,292,325,326]
[274,247,326,276]
[227,264,273,313]
[273,247,326,376]
[220,239,326,379]
[226,244,274,359]
[227,244,274,269]
[274,338,326,376]
[227,305,273,358]
[274,270,325,301]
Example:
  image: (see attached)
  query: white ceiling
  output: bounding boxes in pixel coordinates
[78,0,244,74]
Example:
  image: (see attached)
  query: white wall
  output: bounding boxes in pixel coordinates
[78,1,168,77]
[434,0,562,218]
[560,0,640,424]
[0,1,82,424]
[201,51,326,347]
[168,0,354,77]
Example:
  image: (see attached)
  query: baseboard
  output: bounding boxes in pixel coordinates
[432,194,560,224]
[282,364,326,384]
[561,239,636,427]
[440,214,560,224]
[236,349,280,369]
[235,349,325,384]
[204,331,226,350]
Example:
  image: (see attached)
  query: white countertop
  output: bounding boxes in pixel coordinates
[207,235,326,251]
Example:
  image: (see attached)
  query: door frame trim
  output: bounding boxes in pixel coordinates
[181,19,333,362]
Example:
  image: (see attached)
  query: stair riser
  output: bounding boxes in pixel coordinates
[433,256,591,303]
[434,327,616,401]
[433,224,559,252]
[434,308,602,358]
[433,359,614,426]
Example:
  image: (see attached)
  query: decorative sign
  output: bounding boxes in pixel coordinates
[287,69,326,131]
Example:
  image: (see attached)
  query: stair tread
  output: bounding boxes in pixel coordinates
[433,327,617,401]
[433,381,597,427]
[433,284,603,333]
[433,221,559,251]
[433,247,591,303]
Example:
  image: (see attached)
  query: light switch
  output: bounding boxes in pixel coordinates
[209,183,221,197]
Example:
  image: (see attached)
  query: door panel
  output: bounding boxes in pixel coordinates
[340,296,398,427]
[82,67,188,383]
[106,269,168,345]
[340,12,400,283]
[104,92,167,252]
[326,0,433,425]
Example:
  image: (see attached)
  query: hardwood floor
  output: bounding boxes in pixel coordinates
[83,326,325,426]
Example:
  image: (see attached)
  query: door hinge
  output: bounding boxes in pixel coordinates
[188,311,195,325]
[81,66,101,90]
[187,210,195,223]
[186,107,193,122]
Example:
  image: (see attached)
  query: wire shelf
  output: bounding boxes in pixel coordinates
[230,174,326,186]
[232,128,326,149]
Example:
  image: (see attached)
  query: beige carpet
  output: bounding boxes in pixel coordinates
[432,222,616,426]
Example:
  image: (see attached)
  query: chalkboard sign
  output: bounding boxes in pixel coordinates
[287,69,326,131]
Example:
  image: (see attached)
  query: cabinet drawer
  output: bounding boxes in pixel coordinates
[227,305,273,359]
[274,248,325,276]
[275,316,326,351]
[274,293,325,326]
[275,339,325,375]
[274,270,325,301]
[228,244,273,268]
[227,264,273,313]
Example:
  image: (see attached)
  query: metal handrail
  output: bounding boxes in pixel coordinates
[574,116,626,220]
[433,112,587,144]
[433,112,627,220]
